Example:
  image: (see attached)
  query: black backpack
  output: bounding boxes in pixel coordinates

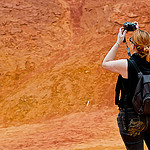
[129,59,150,115]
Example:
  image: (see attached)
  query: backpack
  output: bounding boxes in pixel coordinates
[129,59,150,115]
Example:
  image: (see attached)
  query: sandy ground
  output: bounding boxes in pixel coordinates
[0,107,148,150]
[0,107,125,150]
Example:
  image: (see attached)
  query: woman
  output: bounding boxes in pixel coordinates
[102,24,150,150]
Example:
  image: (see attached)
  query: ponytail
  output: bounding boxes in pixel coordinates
[143,46,150,61]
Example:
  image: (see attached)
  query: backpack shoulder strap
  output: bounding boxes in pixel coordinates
[129,59,142,74]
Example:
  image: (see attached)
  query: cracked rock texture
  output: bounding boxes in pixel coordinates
[0,0,150,126]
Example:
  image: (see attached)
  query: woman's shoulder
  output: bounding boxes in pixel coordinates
[128,53,150,74]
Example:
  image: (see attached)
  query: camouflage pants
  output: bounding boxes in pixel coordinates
[117,108,150,150]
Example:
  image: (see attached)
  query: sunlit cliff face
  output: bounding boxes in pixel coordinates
[0,0,150,126]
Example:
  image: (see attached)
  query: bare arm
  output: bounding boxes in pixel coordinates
[102,27,128,78]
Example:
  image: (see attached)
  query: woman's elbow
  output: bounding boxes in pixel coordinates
[102,62,111,71]
[102,62,107,69]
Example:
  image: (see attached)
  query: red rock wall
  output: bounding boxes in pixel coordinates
[0,0,150,126]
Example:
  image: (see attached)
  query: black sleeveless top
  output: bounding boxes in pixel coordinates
[117,53,150,108]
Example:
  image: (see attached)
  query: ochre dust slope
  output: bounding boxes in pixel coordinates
[0,107,125,150]
[0,0,150,127]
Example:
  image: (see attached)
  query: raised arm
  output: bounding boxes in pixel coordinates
[102,27,128,78]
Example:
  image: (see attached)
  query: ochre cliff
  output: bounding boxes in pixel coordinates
[0,0,150,126]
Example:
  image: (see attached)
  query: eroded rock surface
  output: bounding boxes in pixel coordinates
[0,0,150,126]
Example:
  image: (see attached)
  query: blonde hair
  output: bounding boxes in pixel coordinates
[132,29,150,61]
